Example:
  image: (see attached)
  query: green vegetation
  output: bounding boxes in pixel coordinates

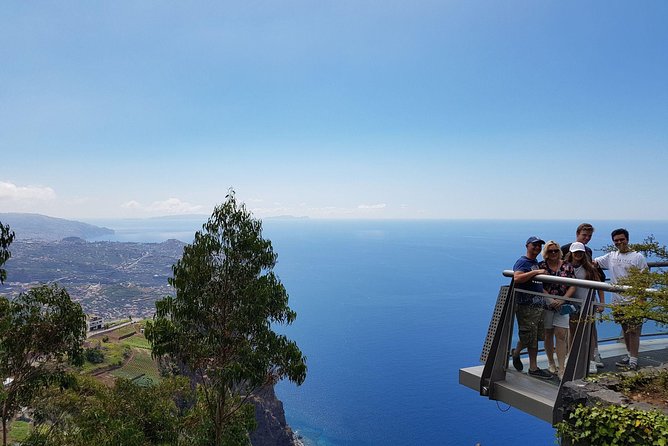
[146,190,307,446]
[122,335,152,349]
[614,368,668,403]
[80,341,125,373]
[0,221,14,284]
[81,330,155,374]
[0,284,87,446]
[557,237,668,445]
[556,403,668,445]
[8,421,30,443]
[604,236,668,326]
[26,376,194,446]
[111,349,161,385]
[106,318,133,329]
[2,196,306,445]
[84,346,105,364]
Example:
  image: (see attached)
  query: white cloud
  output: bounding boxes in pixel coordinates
[121,200,142,209]
[357,203,387,209]
[0,181,56,201]
[121,198,205,215]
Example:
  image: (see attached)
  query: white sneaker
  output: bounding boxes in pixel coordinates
[593,353,604,368]
[548,364,558,374]
[589,361,598,374]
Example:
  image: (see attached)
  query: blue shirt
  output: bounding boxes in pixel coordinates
[513,256,544,305]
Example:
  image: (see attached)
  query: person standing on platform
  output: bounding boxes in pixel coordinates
[539,241,577,379]
[511,236,552,379]
[563,242,604,374]
[594,228,648,371]
[562,223,606,368]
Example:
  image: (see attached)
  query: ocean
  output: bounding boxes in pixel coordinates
[87,218,668,445]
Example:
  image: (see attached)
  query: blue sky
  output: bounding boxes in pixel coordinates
[2,1,667,219]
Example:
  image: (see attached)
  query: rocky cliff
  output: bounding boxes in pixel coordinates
[250,386,302,446]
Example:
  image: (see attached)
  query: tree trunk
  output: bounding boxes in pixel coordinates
[214,389,226,446]
[2,416,7,446]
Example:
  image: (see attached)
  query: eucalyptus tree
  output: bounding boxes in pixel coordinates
[146,190,307,446]
[0,285,87,446]
[0,221,14,284]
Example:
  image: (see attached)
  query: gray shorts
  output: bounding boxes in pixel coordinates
[544,309,569,329]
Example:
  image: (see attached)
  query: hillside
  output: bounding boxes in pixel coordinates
[0,238,186,319]
[0,213,114,241]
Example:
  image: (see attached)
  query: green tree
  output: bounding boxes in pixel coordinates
[27,375,195,446]
[607,236,668,326]
[0,284,87,446]
[0,222,15,284]
[145,190,307,446]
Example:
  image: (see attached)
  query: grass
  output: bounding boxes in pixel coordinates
[115,325,138,338]
[9,420,31,442]
[122,335,151,349]
[80,341,126,373]
[105,318,132,328]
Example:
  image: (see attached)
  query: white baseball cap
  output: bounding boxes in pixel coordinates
[569,242,586,253]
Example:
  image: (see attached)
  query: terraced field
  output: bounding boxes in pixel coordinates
[83,324,161,387]
[111,348,161,386]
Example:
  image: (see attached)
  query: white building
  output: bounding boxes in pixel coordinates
[87,314,104,331]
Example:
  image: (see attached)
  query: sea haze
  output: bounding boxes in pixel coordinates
[84,218,668,446]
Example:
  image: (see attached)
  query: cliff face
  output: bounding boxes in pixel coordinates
[250,386,301,446]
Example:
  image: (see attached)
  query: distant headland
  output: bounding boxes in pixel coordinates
[0,213,114,241]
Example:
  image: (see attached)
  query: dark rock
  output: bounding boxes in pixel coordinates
[249,385,301,446]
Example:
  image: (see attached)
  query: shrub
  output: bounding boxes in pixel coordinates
[556,403,668,446]
[84,347,105,364]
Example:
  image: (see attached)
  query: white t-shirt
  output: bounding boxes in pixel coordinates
[594,250,648,302]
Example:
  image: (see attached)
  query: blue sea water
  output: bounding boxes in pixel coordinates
[87,218,668,446]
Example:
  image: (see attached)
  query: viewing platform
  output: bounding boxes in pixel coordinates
[459,263,668,425]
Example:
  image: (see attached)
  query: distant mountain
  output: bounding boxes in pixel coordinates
[0,213,114,241]
[264,215,309,220]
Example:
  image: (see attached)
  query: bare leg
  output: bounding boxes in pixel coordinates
[554,327,568,377]
[544,328,555,368]
[590,324,599,360]
[528,347,538,370]
[568,317,577,351]
[624,323,641,358]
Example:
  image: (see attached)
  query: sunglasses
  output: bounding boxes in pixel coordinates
[547,249,560,254]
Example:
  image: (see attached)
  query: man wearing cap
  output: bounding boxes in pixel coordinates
[594,228,648,371]
[510,236,552,379]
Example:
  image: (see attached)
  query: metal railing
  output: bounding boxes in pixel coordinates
[478,261,667,425]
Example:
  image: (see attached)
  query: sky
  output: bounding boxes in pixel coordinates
[2,1,667,220]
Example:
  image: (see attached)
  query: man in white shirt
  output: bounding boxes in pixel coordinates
[594,228,648,371]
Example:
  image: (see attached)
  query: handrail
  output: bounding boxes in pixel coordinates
[503,260,666,294]
[502,270,621,292]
